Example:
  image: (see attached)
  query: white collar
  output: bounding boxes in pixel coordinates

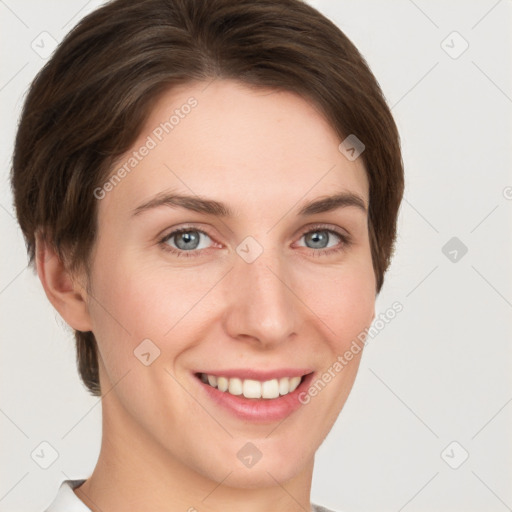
[44,479,91,512]
[44,478,337,512]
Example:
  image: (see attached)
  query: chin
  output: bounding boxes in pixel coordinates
[186,439,313,490]
[234,441,312,488]
[218,462,307,490]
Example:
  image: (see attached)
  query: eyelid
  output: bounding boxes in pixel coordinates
[295,222,351,240]
[158,222,216,242]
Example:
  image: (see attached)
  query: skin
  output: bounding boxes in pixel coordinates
[37,79,376,512]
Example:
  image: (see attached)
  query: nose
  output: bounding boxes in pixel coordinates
[222,245,301,349]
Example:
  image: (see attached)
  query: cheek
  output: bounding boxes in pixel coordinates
[86,250,217,368]
[301,258,376,350]
[287,261,375,444]
[333,274,375,337]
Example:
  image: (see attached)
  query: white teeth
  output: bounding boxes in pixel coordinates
[278,377,289,395]
[261,378,279,399]
[228,377,243,396]
[217,376,229,392]
[243,379,262,399]
[289,376,301,392]
[200,373,304,399]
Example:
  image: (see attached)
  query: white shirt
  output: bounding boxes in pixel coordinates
[44,479,339,512]
[44,480,90,511]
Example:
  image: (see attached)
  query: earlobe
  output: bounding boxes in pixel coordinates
[35,234,93,332]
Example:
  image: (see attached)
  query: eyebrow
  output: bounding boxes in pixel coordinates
[131,190,367,218]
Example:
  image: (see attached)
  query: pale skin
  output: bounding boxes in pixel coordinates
[37,79,376,512]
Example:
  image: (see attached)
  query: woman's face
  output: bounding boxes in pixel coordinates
[86,79,376,487]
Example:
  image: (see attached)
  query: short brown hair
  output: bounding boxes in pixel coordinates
[11,0,404,396]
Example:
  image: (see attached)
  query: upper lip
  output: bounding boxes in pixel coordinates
[195,368,314,380]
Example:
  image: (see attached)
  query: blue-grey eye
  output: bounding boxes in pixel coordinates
[302,230,340,249]
[166,229,211,251]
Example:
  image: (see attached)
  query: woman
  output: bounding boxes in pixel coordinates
[11,0,404,510]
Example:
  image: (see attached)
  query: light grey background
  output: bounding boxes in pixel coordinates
[1,1,511,511]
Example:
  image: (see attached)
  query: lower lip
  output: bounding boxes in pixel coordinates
[194,372,315,423]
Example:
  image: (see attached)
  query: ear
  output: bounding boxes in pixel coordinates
[35,234,93,332]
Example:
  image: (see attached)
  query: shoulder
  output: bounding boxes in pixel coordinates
[43,479,90,512]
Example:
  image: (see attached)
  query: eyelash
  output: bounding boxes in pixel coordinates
[158,224,352,259]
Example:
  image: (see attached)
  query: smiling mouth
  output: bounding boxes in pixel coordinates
[195,372,309,400]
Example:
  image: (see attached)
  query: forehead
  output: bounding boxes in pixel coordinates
[100,79,368,219]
